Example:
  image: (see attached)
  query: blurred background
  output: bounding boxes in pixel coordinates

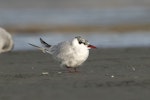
[0,0,150,50]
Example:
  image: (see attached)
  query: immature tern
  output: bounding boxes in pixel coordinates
[29,36,96,72]
[0,27,14,53]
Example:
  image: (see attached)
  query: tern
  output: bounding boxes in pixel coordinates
[29,36,96,72]
[0,27,14,53]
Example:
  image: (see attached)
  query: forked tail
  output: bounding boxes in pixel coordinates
[28,38,51,53]
[28,43,48,53]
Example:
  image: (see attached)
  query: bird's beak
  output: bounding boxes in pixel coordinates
[88,44,97,49]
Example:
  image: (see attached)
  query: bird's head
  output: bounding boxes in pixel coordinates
[72,36,96,49]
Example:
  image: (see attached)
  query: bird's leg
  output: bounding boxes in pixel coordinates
[74,67,79,72]
[65,66,72,73]
[65,66,79,73]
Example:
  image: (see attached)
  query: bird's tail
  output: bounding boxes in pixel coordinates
[28,38,51,53]
[28,43,48,53]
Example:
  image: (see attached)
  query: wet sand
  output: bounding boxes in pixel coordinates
[0,48,150,100]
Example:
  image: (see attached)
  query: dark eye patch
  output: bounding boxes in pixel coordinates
[79,41,87,45]
[79,41,82,44]
[77,37,88,45]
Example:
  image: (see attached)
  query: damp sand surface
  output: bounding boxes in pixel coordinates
[0,48,150,100]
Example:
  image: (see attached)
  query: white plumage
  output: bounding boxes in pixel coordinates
[29,36,96,72]
[0,27,14,53]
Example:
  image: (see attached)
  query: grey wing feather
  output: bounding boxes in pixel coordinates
[40,38,51,48]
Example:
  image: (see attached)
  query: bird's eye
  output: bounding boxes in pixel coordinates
[79,41,82,44]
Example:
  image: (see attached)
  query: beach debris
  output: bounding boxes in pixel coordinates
[105,74,115,78]
[131,66,136,71]
[111,75,114,78]
[41,72,49,75]
[127,65,136,72]
[57,71,62,74]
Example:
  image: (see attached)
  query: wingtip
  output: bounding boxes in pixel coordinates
[39,38,51,48]
[28,43,33,46]
[39,37,44,43]
[40,37,42,41]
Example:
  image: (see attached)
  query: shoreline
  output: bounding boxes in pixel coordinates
[4,23,150,33]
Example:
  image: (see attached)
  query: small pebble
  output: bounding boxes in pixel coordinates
[58,72,62,74]
[111,75,114,78]
[42,72,49,75]
[131,67,136,71]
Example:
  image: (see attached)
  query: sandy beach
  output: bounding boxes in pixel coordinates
[0,48,150,100]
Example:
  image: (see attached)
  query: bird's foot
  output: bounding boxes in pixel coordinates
[66,66,79,73]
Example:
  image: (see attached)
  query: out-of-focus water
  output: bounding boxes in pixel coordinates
[0,7,150,26]
[0,3,150,51]
[13,32,150,51]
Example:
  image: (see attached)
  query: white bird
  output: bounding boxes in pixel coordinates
[29,36,96,72]
[0,27,14,53]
